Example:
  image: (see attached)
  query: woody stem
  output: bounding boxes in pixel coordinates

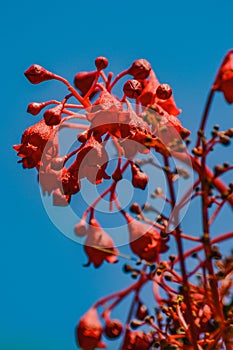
[163,155,199,349]
[196,88,215,148]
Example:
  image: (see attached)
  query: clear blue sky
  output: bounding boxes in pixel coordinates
[1,0,233,349]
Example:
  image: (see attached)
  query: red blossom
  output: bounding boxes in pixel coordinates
[38,164,62,195]
[156,113,190,145]
[76,307,106,350]
[139,70,181,116]
[61,163,80,195]
[24,64,55,84]
[13,119,54,169]
[121,330,152,350]
[213,51,233,103]
[84,218,119,268]
[77,135,110,184]
[139,70,160,106]
[125,213,168,262]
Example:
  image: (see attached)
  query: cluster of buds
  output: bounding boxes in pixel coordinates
[14,51,233,349]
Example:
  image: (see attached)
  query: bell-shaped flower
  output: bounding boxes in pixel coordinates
[139,70,181,116]
[76,307,106,350]
[121,330,152,350]
[84,218,118,268]
[60,163,80,195]
[13,119,54,169]
[77,136,110,185]
[124,213,168,263]
[213,50,233,103]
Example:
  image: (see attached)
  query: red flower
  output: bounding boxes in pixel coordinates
[139,70,181,116]
[24,64,55,84]
[61,163,80,195]
[38,164,62,195]
[77,135,110,184]
[156,113,190,145]
[121,330,152,350]
[84,218,119,268]
[76,307,106,350]
[13,119,54,169]
[119,110,152,158]
[213,50,233,103]
[139,70,160,106]
[125,213,168,262]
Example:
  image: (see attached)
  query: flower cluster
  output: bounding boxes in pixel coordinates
[14,51,233,349]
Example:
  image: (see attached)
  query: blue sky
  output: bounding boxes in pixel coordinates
[1,0,233,349]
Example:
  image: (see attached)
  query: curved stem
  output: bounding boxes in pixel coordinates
[196,88,215,148]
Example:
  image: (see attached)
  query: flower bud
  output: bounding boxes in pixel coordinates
[124,213,168,263]
[44,104,63,126]
[129,202,141,215]
[61,164,80,195]
[74,219,87,237]
[128,59,151,80]
[27,102,46,116]
[84,218,119,268]
[77,130,89,143]
[156,84,172,100]
[123,79,142,99]
[131,163,148,190]
[76,307,105,350]
[104,319,123,339]
[74,71,97,95]
[95,56,108,70]
[24,64,54,84]
[136,302,149,320]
